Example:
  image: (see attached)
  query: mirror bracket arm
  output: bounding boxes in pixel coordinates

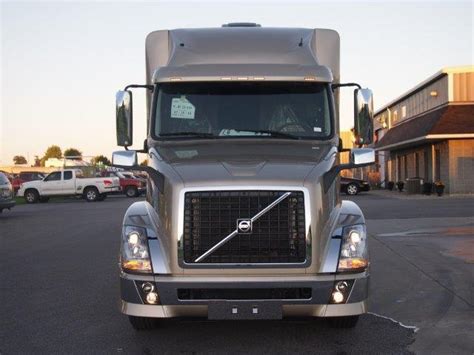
[331,83,361,91]
[124,84,154,92]
[323,162,374,193]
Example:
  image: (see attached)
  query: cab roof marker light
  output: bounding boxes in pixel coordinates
[237,77,249,81]
[170,77,182,81]
[221,77,232,81]
[252,77,265,80]
[304,76,317,81]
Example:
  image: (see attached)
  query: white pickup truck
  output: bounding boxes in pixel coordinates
[17,169,120,203]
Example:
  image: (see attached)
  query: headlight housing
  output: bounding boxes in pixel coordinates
[121,226,152,273]
[338,224,368,272]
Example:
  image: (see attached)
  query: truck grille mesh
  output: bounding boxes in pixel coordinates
[183,190,306,264]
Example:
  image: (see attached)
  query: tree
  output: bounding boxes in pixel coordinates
[64,148,82,160]
[91,155,111,166]
[13,155,27,165]
[40,145,62,166]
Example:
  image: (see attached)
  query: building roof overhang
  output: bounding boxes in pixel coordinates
[375,104,474,151]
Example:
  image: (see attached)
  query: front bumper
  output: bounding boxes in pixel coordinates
[0,200,15,210]
[120,273,369,319]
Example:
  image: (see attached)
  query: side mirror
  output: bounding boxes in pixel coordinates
[112,150,137,167]
[350,148,375,166]
[354,88,374,145]
[116,90,133,147]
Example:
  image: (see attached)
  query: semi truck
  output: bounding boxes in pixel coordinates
[112,23,375,330]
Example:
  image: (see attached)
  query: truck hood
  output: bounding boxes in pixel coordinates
[154,140,334,187]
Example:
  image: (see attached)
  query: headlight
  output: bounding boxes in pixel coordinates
[121,226,152,273]
[338,224,368,272]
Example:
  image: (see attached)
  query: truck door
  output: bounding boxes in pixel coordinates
[42,171,62,195]
[62,171,76,194]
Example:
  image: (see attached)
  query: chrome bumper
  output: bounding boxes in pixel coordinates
[120,273,369,319]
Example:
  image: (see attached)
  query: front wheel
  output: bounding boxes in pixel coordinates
[24,189,39,204]
[328,315,360,328]
[128,316,157,331]
[125,186,139,198]
[345,183,360,195]
[84,187,99,202]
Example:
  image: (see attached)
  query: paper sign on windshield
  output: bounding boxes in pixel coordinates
[171,97,195,119]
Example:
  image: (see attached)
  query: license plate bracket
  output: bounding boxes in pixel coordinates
[208,301,282,320]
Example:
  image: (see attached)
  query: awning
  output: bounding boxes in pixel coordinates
[375,104,474,151]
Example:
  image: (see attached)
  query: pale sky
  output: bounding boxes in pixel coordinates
[0,0,472,165]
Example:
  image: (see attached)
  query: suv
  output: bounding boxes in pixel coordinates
[0,172,15,213]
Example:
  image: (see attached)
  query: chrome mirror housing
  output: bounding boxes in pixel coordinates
[350,148,375,166]
[116,90,133,147]
[112,150,137,167]
[354,88,374,145]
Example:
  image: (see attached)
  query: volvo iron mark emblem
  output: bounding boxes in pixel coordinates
[237,219,252,234]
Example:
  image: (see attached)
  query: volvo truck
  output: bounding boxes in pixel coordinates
[112,23,375,330]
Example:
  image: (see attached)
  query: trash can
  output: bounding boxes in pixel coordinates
[406,177,423,194]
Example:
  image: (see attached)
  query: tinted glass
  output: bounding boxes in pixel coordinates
[0,173,9,184]
[44,172,61,181]
[64,171,73,180]
[155,82,332,139]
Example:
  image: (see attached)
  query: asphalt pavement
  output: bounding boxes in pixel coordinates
[1,193,473,354]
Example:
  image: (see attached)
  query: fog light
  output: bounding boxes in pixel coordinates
[331,290,344,304]
[141,282,155,293]
[330,280,353,304]
[146,292,159,304]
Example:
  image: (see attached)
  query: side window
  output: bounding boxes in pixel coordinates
[44,172,61,181]
[64,171,73,180]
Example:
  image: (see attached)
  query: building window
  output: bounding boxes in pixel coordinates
[402,105,407,118]
[393,110,398,122]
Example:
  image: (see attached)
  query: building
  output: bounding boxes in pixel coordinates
[374,66,474,193]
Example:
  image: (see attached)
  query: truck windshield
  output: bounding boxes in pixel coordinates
[154,82,332,139]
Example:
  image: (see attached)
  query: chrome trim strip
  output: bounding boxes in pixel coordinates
[194,192,292,262]
[194,230,239,262]
[321,237,341,273]
[177,186,311,268]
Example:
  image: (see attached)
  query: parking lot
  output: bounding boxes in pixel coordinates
[1,193,473,354]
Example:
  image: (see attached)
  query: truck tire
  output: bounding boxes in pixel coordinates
[125,186,139,198]
[24,189,39,204]
[84,187,99,202]
[345,183,359,195]
[128,316,156,330]
[328,315,359,328]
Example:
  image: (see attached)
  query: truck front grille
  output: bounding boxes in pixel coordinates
[182,190,306,264]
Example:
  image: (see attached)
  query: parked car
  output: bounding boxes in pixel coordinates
[103,171,146,197]
[0,172,15,213]
[16,169,120,203]
[12,171,45,193]
[340,177,370,195]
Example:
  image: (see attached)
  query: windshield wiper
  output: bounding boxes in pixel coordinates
[159,132,216,138]
[232,129,301,140]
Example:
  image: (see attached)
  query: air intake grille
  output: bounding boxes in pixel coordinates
[182,190,306,264]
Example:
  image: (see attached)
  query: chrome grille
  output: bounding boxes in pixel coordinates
[183,190,306,264]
